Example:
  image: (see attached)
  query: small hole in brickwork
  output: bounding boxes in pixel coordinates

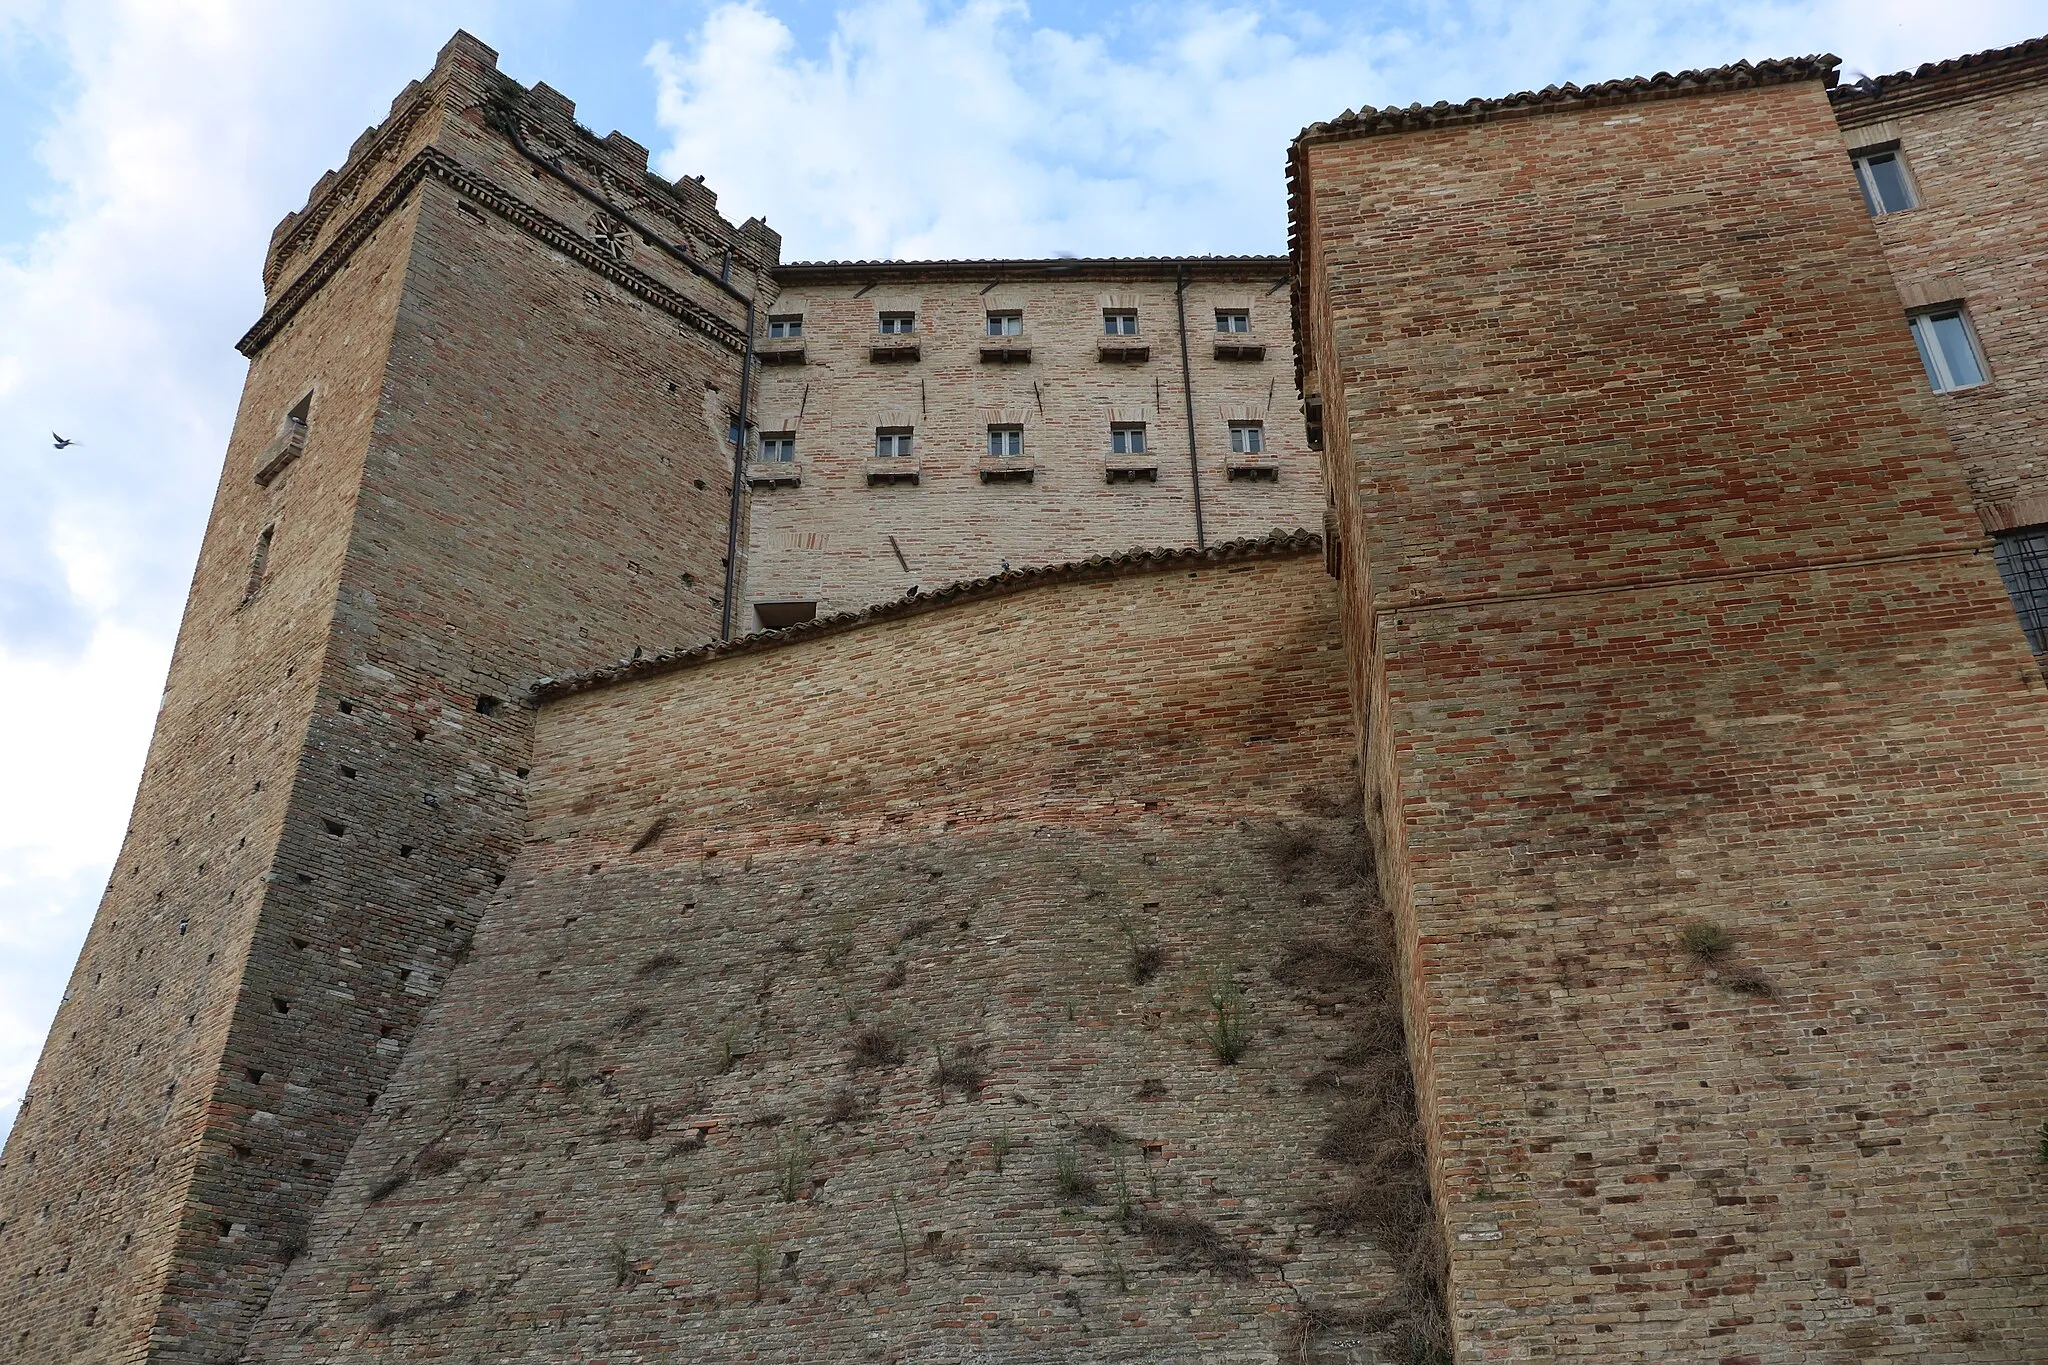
[206,952,215,963]
[399,845,415,858]
[296,873,313,884]
[493,873,505,886]
[234,1144,251,1159]
[217,1221,232,1237]
[273,997,290,1015]
[457,200,485,222]
[178,919,187,935]
[340,765,357,779]
[301,1158,315,1170]
[292,937,308,950]
[84,1307,97,1326]
[322,819,345,837]
[247,1068,265,1083]
[476,695,503,716]
[693,478,707,490]
[414,728,427,741]
[339,700,354,715]
[380,1025,393,1038]
[423,793,439,808]
[398,969,412,984]
[366,1094,377,1107]
[444,918,457,930]
[516,766,530,778]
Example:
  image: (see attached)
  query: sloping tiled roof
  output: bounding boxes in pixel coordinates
[1284,54,1839,399]
[533,528,1323,701]
[1829,33,2048,120]
[774,255,1286,284]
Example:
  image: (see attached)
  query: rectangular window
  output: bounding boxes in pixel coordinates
[1110,424,1147,455]
[767,316,803,338]
[1909,307,1987,393]
[879,312,915,334]
[1852,148,1916,216]
[759,435,795,462]
[1229,422,1265,455]
[1993,526,2048,655]
[1216,310,1250,334]
[875,428,913,458]
[1104,310,1138,335]
[986,311,1024,337]
[987,427,1023,458]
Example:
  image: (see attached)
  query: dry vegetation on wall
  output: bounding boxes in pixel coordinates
[243,792,1447,1361]
[1268,787,1452,1364]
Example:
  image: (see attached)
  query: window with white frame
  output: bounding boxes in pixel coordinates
[1104,310,1138,336]
[1110,423,1147,455]
[1229,421,1265,455]
[987,426,1023,458]
[879,312,916,334]
[759,434,795,462]
[767,315,803,338]
[1993,526,2048,655]
[1909,307,1988,393]
[1216,309,1250,334]
[875,428,914,458]
[1851,147,1916,216]
[987,311,1024,336]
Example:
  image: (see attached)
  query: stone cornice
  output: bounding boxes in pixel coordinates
[533,529,1324,701]
[236,147,748,359]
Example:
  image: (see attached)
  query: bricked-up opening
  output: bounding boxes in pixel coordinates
[239,525,275,607]
[1992,525,2048,654]
[755,601,817,631]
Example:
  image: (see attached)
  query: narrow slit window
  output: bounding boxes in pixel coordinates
[1229,422,1265,455]
[988,426,1023,458]
[1908,307,1987,393]
[986,311,1024,337]
[1992,526,2048,655]
[760,435,795,462]
[240,525,275,607]
[1103,310,1138,336]
[875,428,914,458]
[1110,424,1147,455]
[1215,310,1250,334]
[1852,147,1916,216]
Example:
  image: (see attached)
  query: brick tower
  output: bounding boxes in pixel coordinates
[0,33,775,1363]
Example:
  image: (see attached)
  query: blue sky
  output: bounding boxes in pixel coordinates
[1,0,2042,1142]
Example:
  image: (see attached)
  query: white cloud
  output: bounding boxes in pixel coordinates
[648,0,2042,263]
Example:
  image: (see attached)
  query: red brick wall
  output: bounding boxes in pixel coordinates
[1301,76,2048,1359]
[238,551,1434,1362]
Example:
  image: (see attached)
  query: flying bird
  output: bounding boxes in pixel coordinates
[52,432,77,449]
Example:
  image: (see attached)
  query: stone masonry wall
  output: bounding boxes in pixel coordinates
[743,267,1321,624]
[4,31,763,1365]
[1834,54,2048,531]
[1300,75,2048,1360]
[240,549,1443,1363]
[0,186,423,1365]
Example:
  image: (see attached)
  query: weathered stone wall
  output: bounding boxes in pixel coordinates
[239,547,1445,1363]
[1832,44,2048,533]
[743,265,1320,625]
[1298,72,2048,1360]
[2,32,762,1365]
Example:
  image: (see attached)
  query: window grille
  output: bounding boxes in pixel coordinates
[1993,526,2048,655]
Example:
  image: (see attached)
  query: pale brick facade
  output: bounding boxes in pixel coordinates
[3,26,2044,1365]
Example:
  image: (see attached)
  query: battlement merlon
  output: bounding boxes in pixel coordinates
[255,30,779,324]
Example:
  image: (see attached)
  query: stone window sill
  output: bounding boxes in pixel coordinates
[1213,336,1266,360]
[979,335,1033,363]
[870,337,921,362]
[254,426,306,486]
[1104,456,1159,484]
[746,460,802,487]
[978,458,1036,484]
[1226,456,1280,482]
[866,458,921,485]
[757,338,807,365]
[1097,337,1151,362]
